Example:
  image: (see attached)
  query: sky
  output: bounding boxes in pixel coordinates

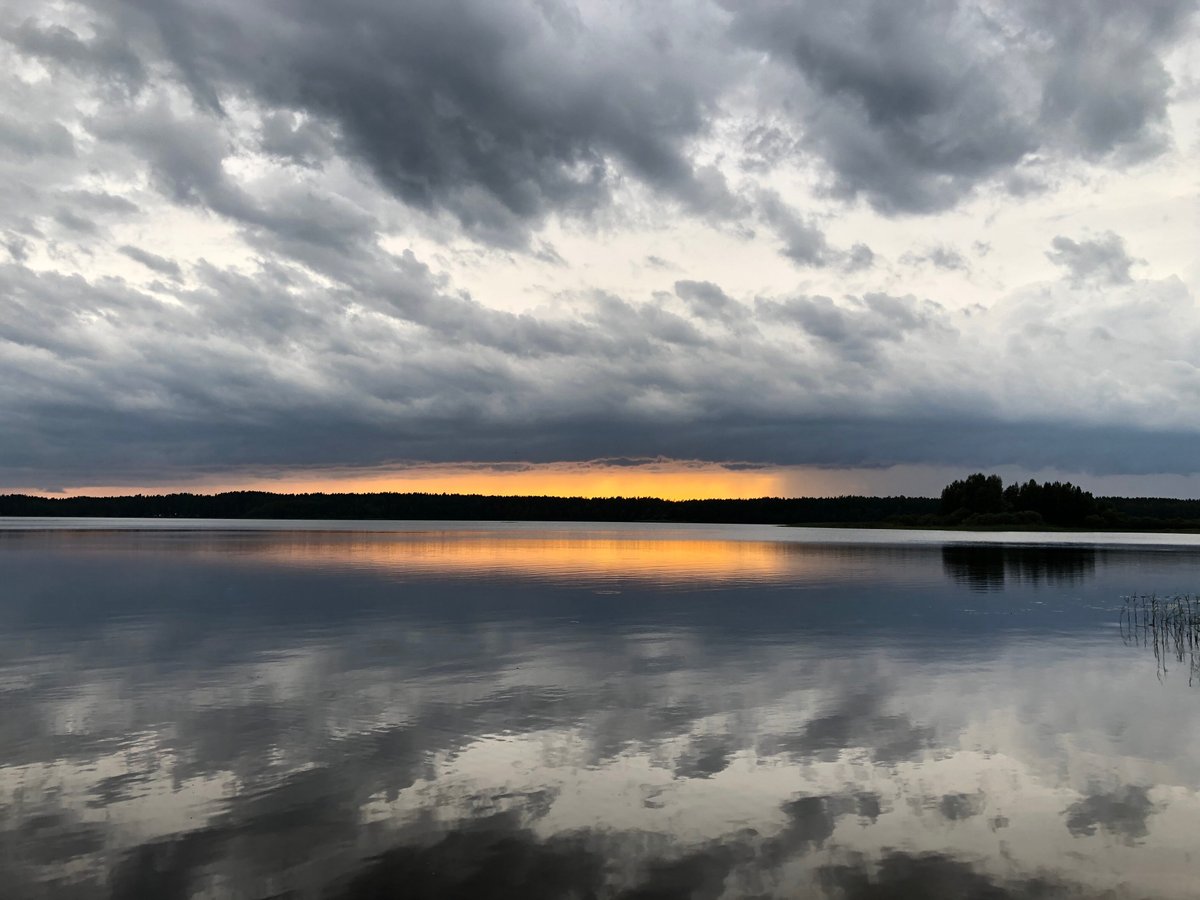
[2,0,1200,498]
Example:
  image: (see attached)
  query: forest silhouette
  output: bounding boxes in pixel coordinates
[3,474,1200,530]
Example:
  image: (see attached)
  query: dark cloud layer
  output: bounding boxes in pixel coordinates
[23,0,1191,229]
[98,0,735,246]
[3,247,1200,484]
[0,0,1197,486]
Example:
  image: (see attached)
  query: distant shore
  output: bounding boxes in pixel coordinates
[785,521,1200,534]
[5,490,1200,533]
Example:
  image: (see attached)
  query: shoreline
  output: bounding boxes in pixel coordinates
[785,521,1200,534]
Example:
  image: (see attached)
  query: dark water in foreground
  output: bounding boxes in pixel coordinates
[2,521,1200,899]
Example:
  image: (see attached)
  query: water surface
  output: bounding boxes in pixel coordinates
[2,521,1199,898]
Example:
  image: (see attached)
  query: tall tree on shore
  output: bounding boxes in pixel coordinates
[940,473,1005,516]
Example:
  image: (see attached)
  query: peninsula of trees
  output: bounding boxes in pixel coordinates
[3,475,1200,530]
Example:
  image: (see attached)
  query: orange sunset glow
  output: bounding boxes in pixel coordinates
[24,462,967,501]
[36,462,796,501]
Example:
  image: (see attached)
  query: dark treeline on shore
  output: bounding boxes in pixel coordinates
[934,473,1200,530]
[4,474,1200,530]
[0,491,937,525]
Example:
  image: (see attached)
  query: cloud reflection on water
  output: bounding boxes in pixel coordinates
[1,527,1199,898]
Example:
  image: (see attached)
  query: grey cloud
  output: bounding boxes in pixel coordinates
[258,111,334,168]
[1047,232,1140,285]
[89,103,234,210]
[100,0,733,246]
[0,73,118,273]
[8,0,1183,293]
[3,233,30,261]
[756,291,951,364]
[119,244,182,280]
[1033,0,1190,160]
[674,279,745,326]
[0,114,75,159]
[727,0,1036,212]
[9,249,1200,485]
[3,0,1187,285]
[58,189,140,215]
[902,244,969,272]
[726,0,1193,212]
[757,190,834,266]
[843,242,876,272]
[757,294,854,344]
[242,187,379,258]
[52,207,98,235]
[4,17,146,91]
[741,122,800,173]
[531,240,565,266]
[586,291,708,353]
[757,191,877,269]
[92,102,379,259]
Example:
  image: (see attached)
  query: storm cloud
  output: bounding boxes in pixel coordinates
[0,0,1198,489]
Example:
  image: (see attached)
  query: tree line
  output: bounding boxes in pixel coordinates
[2,477,1200,529]
[0,491,937,525]
[938,473,1108,527]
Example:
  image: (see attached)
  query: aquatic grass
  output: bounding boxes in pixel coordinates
[1120,594,1200,684]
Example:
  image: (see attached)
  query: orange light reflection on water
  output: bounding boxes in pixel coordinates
[7,527,925,587]
[235,533,812,585]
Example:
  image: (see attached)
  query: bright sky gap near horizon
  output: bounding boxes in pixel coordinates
[3,1,1200,498]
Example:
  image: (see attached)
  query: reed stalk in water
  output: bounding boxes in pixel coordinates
[1120,594,1200,684]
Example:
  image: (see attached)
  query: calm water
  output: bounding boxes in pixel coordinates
[3,520,1200,898]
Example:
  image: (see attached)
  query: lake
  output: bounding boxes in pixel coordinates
[2,520,1200,898]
